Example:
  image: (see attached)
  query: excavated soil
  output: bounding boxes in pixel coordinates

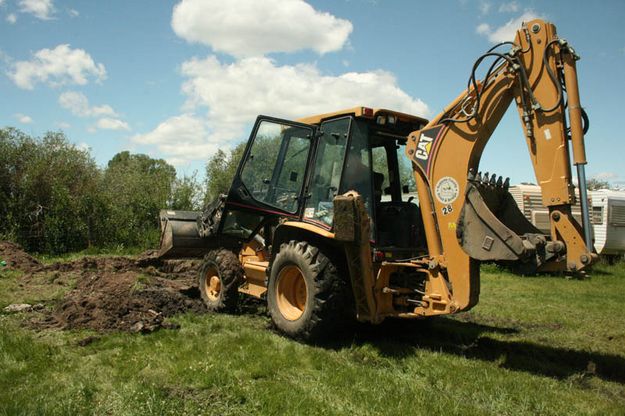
[0,241,43,273]
[0,241,206,333]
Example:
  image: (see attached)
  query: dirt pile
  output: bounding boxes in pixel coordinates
[0,241,43,273]
[0,241,207,333]
[46,270,205,333]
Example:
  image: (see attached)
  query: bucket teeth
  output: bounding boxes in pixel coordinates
[474,169,510,190]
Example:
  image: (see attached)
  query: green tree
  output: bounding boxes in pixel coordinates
[169,172,202,211]
[204,143,246,203]
[0,128,104,253]
[102,151,177,248]
[587,178,611,191]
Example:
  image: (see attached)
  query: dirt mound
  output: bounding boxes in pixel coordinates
[46,255,139,274]
[44,255,200,278]
[0,246,210,333]
[0,241,43,273]
[43,270,205,332]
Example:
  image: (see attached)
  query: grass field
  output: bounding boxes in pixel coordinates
[1,261,624,415]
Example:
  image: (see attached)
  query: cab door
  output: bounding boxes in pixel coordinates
[303,116,354,228]
[219,117,315,240]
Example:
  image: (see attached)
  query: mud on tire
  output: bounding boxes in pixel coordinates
[267,240,350,341]
[199,249,243,312]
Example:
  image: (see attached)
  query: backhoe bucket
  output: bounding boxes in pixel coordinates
[157,210,215,259]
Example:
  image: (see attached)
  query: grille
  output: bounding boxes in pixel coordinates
[609,205,625,227]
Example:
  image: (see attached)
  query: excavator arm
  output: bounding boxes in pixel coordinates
[404,19,595,313]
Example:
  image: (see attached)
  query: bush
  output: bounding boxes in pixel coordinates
[0,128,205,254]
[0,129,104,254]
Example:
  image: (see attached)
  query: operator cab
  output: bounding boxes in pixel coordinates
[221,107,428,259]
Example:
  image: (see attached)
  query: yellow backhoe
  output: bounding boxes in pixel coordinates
[158,19,595,340]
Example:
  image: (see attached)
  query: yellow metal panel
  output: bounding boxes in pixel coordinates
[297,107,428,126]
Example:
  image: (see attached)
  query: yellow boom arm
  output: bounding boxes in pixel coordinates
[404,19,594,312]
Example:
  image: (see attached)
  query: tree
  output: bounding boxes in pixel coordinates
[102,151,177,248]
[0,128,211,254]
[587,178,611,191]
[0,128,104,253]
[169,172,202,211]
[204,143,246,203]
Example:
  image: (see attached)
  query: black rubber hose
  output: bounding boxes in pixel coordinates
[537,39,564,112]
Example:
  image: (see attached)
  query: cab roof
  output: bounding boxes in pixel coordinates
[297,106,428,132]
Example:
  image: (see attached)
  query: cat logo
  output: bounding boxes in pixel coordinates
[415,133,434,160]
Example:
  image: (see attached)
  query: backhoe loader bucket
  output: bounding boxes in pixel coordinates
[157,210,215,259]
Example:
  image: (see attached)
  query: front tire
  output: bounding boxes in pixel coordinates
[198,249,243,312]
[267,241,350,341]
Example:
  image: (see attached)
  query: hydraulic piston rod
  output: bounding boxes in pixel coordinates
[563,45,593,251]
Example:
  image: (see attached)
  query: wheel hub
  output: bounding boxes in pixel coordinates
[276,265,307,321]
[204,268,221,301]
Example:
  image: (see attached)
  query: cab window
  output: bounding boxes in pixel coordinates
[240,120,312,213]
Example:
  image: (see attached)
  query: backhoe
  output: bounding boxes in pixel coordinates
[158,19,595,340]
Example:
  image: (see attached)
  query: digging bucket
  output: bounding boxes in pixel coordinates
[158,210,214,259]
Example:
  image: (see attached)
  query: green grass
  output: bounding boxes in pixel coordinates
[35,245,147,264]
[1,262,624,415]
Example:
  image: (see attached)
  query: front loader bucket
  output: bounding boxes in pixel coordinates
[157,210,215,259]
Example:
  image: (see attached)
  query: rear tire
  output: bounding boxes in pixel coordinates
[267,240,350,341]
[199,249,243,312]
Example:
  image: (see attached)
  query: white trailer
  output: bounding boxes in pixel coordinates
[509,184,625,260]
[508,184,586,234]
[589,189,625,260]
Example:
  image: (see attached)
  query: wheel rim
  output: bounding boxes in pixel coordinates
[204,266,221,301]
[276,265,307,321]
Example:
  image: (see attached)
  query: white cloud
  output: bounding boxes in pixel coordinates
[19,0,54,20]
[14,113,33,124]
[95,118,130,131]
[181,56,428,127]
[133,55,428,163]
[68,8,78,17]
[8,44,106,90]
[56,121,71,129]
[171,0,353,57]
[476,11,541,43]
[132,114,220,164]
[476,23,490,36]
[479,1,491,15]
[58,91,117,118]
[594,172,618,181]
[499,2,519,13]
[58,91,129,132]
[6,13,17,24]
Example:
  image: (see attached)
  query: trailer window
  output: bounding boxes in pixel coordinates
[592,206,603,225]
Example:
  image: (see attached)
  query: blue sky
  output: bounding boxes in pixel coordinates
[1,0,624,186]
